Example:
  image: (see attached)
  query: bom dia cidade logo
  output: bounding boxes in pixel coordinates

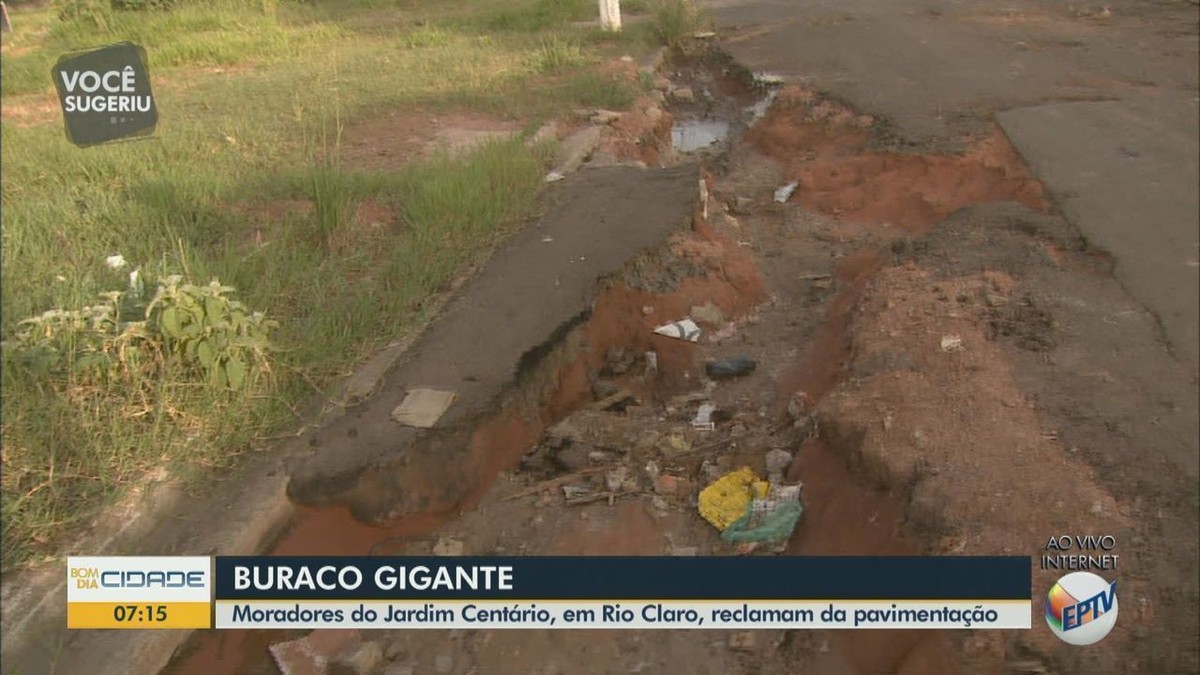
[1044,572,1118,645]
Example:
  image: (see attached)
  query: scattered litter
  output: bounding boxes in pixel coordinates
[698,467,770,531]
[693,31,717,39]
[432,537,465,556]
[722,483,804,549]
[541,236,554,243]
[561,485,590,500]
[653,318,702,342]
[645,351,658,375]
[774,181,798,203]
[105,254,127,270]
[800,273,831,281]
[642,305,655,316]
[391,388,457,428]
[544,171,565,182]
[940,334,964,352]
[706,356,757,379]
[690,302,725,326]
[692,403,717,431]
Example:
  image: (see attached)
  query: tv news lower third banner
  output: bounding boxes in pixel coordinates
[66,556,1032,630]
[213,556,1031,630]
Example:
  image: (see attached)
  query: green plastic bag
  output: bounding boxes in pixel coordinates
[721,499,804,544]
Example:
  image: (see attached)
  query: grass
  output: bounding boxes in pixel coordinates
[0,0,661,571]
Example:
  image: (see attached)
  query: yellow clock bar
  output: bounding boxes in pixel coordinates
[67,602,211,629]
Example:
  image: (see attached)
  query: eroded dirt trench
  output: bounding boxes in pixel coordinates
[163,49,1171,675]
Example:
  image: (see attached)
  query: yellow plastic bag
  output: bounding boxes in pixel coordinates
[698,467,769,531]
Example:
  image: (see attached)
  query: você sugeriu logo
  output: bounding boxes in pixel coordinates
[1044,572,1118,645]
[52,41,158,148]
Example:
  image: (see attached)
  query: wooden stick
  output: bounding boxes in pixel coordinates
[503,467,605,501]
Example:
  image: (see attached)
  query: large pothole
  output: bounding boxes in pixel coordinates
[163,45,1138,675]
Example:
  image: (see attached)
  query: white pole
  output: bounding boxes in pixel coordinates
[599,0,621,32]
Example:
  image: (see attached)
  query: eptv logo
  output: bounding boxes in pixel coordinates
[1045,572,1119,645]
[70,565,205,590]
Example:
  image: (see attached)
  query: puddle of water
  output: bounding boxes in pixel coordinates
[671,118,730,152]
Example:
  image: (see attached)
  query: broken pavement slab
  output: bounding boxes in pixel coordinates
[391,388,457,428]
[286,164,701,520]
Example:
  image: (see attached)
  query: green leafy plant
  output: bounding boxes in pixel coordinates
[145,276,278,390]
[5,274,276,392]
[6,293,138,383]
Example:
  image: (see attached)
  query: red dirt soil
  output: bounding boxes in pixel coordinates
[744,85,1049,234]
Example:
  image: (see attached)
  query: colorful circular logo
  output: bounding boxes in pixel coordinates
[1045,572,1118,645]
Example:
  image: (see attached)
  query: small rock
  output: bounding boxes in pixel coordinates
[651,495,669,512]
[592,378,623,401]
[728,631,756,651]
[432,537,465,557]
[690,302,725,326]
[652,76,672,91]
[705,356,756,379]
[1090,501,1104,515]
[554,444,592,472]
[383,641,405,661]
[606,466,629,492]
[591,109,624,125]
[655,474,681,495]
[786,391,813,420]
[985,293,1008,307]
[731,196,754,214]
[765,449,793,477]
[331,641,384,675]
[642,305,655,316]
[671,86,696,103]
[604,346,638,375]
[434,654,454,674]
